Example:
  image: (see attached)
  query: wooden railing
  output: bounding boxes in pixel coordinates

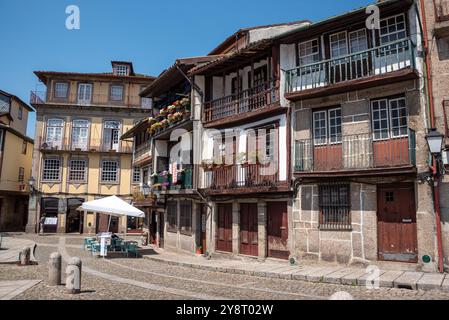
[294,129,416,173]
[285,39,415,94]
[203,79,279,123]
[202,163,279,192]
[434,0,449,22]
[133,141,152,164]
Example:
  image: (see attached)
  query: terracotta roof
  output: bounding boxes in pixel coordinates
[140,56,224,97]
[34,70,156,83]
[0,90,35,112]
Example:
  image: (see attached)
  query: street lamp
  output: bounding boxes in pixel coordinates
[424,128,445,273]
[28,177,36,192]
[141,184,151,196]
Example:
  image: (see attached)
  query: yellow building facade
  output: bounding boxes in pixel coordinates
[26,62,154,234]
[0,90,34,231]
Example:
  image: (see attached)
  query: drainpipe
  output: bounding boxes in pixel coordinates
[418,0,444,273]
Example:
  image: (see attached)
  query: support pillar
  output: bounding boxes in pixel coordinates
[257,201,267,259]
[232,201,240,255]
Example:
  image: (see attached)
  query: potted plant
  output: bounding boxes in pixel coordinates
[196,246,203,255]
[201,159,214,171]
[183,110,191,120]
[160,119,169,128]
[167,105,177,114]
[147,117,156,125]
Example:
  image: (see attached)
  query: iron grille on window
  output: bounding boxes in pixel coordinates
[42,158,61,181]
[167,201,177,232]
[318,184,351,230]
[180,201,192,235]
[101,160,118,183]
[69,159,87,182]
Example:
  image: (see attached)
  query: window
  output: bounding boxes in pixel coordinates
[371,97,407,140]
[386,191,394,202]
[132,167,141,184]
[167,201,177,232]
[114,65,129,76]
[380,14,406,45]
[298,39,320,66]
[18,167,24,183]
[42,158,61,182]
[110,85,124,101]
[319,184,351,230]
[18,106,23,120]
[180,201,192,235]
[349,29,368,53]
[313,108,341,145]
[54,82,68,98]
[69,159,87,182]
[0,130,3,149]
[330,31,348,58]
[22,140,27,154]
[45,119,64,148]
[71,119,90,150]
[101,160,118,183]
[103,121,121,151]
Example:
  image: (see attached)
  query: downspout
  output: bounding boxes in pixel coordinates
[417,0,444,273]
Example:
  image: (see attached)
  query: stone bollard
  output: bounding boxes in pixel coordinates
[19,247,31,266]
[47,252,62,286]
[66,257,82,294]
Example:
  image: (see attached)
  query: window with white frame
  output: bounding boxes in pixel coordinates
[380,14,406,45]
[132,167,141,184]
[45,119,64,148]
[298,39,320,66]
[18,167,24,183]
[114,65,129,76]
[101,160,118,183]
[349,29,368,53]
[103,121,121,151]
[371,97,407,140]
[69,159,87,182]
[330,31,348,58]
[313,108,342,145]
[110,85,124,101]
[54,82,68,98]
[71,119,89,150]
[42,158,61,181]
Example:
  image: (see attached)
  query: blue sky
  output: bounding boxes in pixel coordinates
[0,0,372,138]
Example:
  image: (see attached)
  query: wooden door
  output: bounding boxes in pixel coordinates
[216,203,232,252]
[377,184,417,262]
[158,212,164,248]
[240,203,258,256]
[267,202,289,259]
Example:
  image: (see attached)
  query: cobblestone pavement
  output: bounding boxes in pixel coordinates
[2,234,449,300]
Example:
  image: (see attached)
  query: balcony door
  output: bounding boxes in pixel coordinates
[71,119,89,151]
[103,121,121,152]
[45,119,64,149]
[77,83,92,105]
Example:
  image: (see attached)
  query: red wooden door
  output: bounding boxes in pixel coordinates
[377,183,418,262]
[216,203,232,252]
[267,201,289,259]
[240,203,258,256]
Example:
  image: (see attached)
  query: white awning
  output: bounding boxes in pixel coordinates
[77,195,144,218]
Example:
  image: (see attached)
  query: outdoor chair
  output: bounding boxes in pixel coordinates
[84,237,95,251]
[125,242,139,258]
[91,241,101,256]
[113,238,124,252]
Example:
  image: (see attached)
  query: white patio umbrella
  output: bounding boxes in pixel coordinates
[77,195,144,233]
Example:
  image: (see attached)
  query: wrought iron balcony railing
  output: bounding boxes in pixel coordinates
[30,91,152,109]
[38,137,133,153]
[203,79,280,123]
[285,38,415,94]
[294,129,416,173]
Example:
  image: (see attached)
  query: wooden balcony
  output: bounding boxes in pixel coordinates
[201,163,288,195]
[285,39,417,101]
[38,137,133,154]
[202,80,280,127]
[294,129,416,178]
[133,141,152,166]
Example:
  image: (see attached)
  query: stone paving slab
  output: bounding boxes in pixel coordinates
[394,271,424,290]
[0,280,42,300]
[323,268,361,284]
[417,273,445,291]
[142,251,448,291]
[0,237,36,264]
